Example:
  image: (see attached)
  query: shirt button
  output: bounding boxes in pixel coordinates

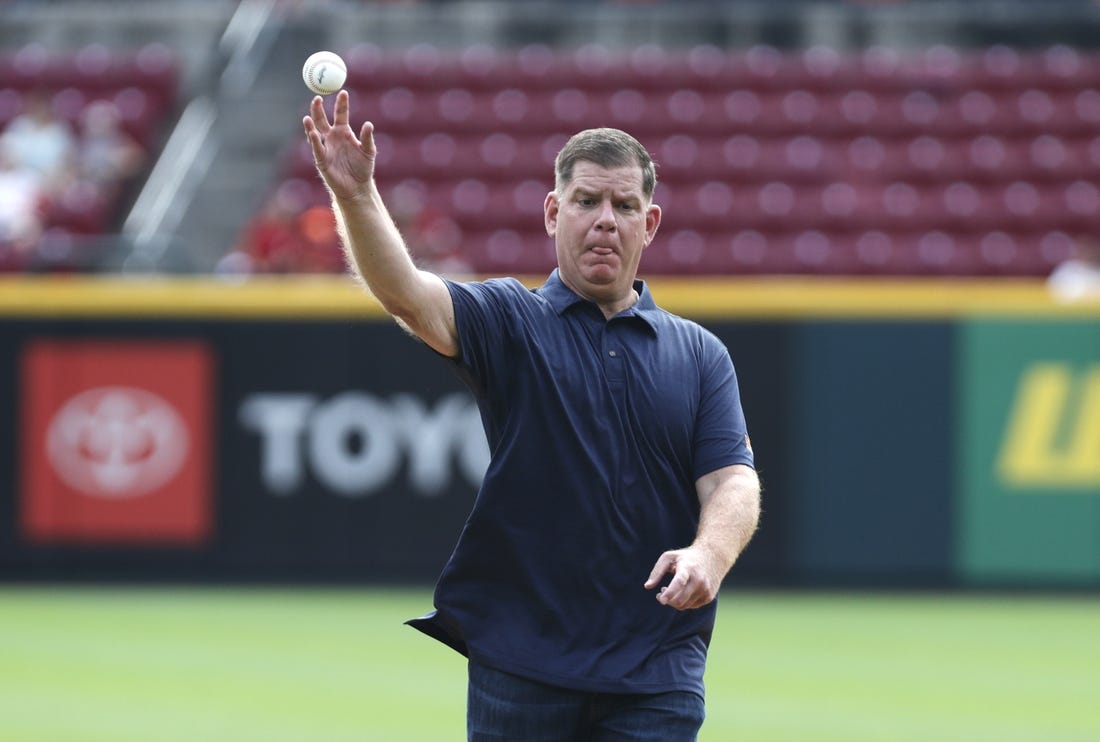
[609,350,617,357]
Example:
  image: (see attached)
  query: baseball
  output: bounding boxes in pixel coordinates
[302,51,347,96]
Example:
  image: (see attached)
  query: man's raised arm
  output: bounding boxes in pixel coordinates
[303,90,458,357]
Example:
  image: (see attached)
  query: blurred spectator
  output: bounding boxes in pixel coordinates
[235,179,345,273]
[389,187,474,277]
[410,212,474,276]
[237,180,310,272]
[296,203,346,272]
[1048,234,1100,302]
[0,148,44,268]
[0,91,76,192]
[75,100,146,187]
[236,179,475,276]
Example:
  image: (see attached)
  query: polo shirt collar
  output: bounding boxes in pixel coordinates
[539,269,660,332]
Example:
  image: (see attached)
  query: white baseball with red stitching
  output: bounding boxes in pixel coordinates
[302,51,347,96]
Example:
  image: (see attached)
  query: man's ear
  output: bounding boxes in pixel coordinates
[644,202,662,247]
[544,191,559,238]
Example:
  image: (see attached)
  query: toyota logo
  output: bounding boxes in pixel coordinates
[46,386,190,499]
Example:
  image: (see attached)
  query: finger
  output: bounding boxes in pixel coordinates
[309,96,331,136]
[670,586,708,612]
[359,120,375,156]
[333,89,350,127]
[303,117,326,163]
[659,569,692,607]
[645,553,675,589]
[682,575,720,611]
[689,593,714,610]
[686,590,716,611]
[658,585,692,610]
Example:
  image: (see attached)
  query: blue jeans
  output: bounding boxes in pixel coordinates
[467,660,706,742]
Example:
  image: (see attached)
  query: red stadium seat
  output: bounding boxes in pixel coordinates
[853,230,898,273]
[888,231,981,276]
[1037,46,1100,91]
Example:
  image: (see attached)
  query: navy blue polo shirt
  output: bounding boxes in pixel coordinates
[407,269,754,697]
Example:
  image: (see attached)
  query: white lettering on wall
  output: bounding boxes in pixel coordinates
[238,392,489,497]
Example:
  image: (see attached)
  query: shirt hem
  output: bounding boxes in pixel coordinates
[466,649,706,698]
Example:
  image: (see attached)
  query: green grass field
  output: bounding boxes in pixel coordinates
[1,587,1097,741]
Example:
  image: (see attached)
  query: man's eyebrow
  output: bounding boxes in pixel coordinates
[572,185,642,201]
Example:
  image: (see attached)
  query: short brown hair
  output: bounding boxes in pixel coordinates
[554,128,657,199]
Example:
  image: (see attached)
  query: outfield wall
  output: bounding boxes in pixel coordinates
[1,276,1097,587]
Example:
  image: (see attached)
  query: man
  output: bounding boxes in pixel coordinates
[304,90,761,741]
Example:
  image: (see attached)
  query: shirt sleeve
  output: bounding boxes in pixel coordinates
[692,332,755,480]
[444,278,522,398]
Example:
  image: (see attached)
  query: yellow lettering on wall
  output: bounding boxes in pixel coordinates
[998,364,1100,488]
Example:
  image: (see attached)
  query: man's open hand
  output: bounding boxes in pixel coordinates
[303,89,376,201]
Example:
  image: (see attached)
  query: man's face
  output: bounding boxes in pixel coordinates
[544,160,661,302]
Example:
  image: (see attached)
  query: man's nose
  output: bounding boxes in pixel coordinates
[594,200,617,231]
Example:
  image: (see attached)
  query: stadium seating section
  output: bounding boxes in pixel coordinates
[252,42,1100,276]
[0,43,178,271]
